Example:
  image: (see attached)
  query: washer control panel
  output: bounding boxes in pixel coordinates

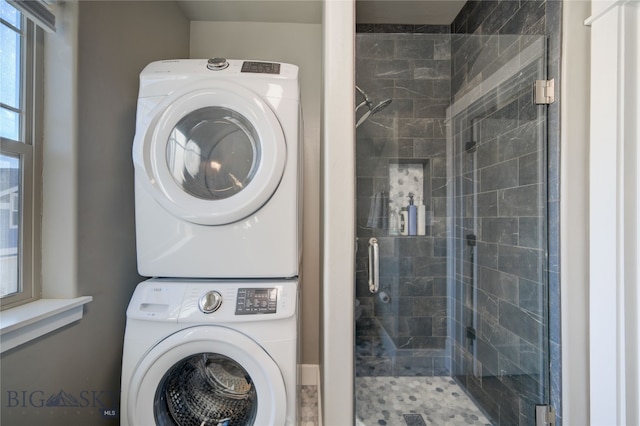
[235,288,277,315]
[127,279,296,322]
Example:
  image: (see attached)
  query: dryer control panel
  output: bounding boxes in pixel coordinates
[241,61,281,74]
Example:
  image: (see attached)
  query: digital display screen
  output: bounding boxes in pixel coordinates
[235,288,277,315]
[241,61,281,74]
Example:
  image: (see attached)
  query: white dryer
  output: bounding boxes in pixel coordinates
[132,58,302,278]
[120,278,298,426]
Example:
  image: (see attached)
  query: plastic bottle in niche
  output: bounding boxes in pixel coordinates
[416,195,426,236]
[408,193,417,236]
[389,207,399,236]
[400,207,408,236]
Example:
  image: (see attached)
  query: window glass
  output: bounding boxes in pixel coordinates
[0,0,21,28]
[166,107,261,201]
[0,152,20,297]
[1,0,40,309]
[0,3,22,142]
[0,108,20,141]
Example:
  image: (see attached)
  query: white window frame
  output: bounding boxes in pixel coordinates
[0,0,91,353]
[0,3,43,311]
[9,191,19,229]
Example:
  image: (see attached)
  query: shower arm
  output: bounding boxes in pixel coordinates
[355,111,372,128]
[355,90,372,128]
[355,100,370,114]
[355,85,369,101]
[355,99,373,128]
[355,85,373,110]
[355,86,373,128]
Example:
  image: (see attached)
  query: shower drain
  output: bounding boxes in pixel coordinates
[403,413,427,426]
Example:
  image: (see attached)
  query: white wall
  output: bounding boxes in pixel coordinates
[42,0,79,299]
[560,1,591,424]
[0,2,190,425]
[321,0,355,423]
[190,21,322,365]
[586,1,640,424]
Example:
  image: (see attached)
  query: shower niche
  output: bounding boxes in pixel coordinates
[388,159,432,237]
[364,158,433,237]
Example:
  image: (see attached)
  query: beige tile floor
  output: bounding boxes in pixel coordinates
[300,384,319,426]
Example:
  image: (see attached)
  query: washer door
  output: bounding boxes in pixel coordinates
[134,81,286,225]
[127,326,287,426]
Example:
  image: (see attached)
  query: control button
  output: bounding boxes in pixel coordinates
[199,291,223,313]
[207,57,229,71]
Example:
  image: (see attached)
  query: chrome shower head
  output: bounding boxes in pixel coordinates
[355,84,392,128]
[371,98,392,115]
[355,96,392,128]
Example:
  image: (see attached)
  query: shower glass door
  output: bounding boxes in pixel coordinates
[354,33,550,426]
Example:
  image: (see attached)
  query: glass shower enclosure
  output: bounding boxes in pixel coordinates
[354,33,550,425]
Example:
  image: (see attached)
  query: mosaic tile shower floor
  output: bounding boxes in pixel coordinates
[355,376,492,426]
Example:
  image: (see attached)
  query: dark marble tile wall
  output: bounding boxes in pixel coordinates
[449,63,548,426]
[356,0,562,424]
[451,1,563,425]
[354,32,452,376]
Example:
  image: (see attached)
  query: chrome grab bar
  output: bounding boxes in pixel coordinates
[368,237,379,293]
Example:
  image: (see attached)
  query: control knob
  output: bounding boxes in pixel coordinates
[207,57,229,71]
[199,291,223,313]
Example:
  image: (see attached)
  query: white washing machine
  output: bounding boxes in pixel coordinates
[132,58,302,278]
[120,278,298,426]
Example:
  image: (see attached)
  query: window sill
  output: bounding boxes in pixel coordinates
[0,296,93,354]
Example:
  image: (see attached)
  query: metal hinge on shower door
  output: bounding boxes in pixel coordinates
[536,405,556,426]
[534,79,555,104]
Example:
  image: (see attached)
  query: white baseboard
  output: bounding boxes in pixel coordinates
[300,363,319,385]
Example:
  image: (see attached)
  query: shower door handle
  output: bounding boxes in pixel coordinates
[368,237,379,293]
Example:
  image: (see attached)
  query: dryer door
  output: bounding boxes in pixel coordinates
[126,326,287,426]
[133,81,286,225]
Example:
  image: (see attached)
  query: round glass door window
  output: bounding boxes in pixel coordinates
[154,353,257,426]
[166,107,261,201]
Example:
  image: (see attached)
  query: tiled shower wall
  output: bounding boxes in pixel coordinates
[449,39,548,426]
[354,1,562,423]
[354,31,453,376]
[451,1,562,425]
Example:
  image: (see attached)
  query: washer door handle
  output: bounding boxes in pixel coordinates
[199,291,223,313]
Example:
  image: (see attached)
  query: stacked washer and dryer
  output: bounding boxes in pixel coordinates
[121,58,302,426]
